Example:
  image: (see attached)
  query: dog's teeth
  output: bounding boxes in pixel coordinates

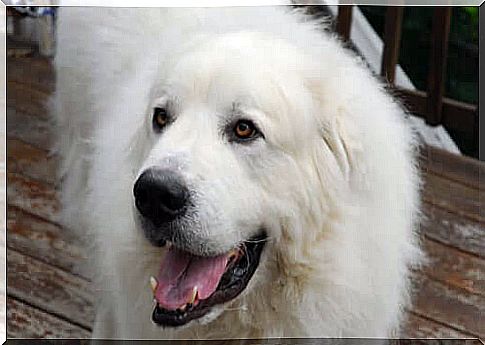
[149,276,158,294]
[228,248,241,260]
[189,286,198,304]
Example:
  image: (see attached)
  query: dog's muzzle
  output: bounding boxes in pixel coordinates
[133,168,268,328]
[133,168,189,228]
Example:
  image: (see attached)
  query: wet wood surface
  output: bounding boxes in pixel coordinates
[6,54,485,340]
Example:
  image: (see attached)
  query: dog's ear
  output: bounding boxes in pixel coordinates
[319,116,354,180]
[307,77,363,185]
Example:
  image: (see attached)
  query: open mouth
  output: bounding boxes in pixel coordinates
[150,233,267,327]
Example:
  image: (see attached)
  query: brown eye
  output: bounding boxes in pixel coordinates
[234,120,257,140]
[153,107,169,131]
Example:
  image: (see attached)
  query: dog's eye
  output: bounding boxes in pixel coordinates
[153,107,169,131]
[234,120,258,140]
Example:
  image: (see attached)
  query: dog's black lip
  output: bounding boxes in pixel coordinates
[151,232,267,327]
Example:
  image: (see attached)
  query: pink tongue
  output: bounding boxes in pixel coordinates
[154,247,229,310]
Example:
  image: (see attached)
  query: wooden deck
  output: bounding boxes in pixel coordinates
[6,53,485,340]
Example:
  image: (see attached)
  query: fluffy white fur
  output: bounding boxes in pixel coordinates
[54,6,422,339]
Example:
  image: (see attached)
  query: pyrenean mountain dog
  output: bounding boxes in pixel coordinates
[54,5,421,339]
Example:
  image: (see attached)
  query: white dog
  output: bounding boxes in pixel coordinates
[54,5,422,339]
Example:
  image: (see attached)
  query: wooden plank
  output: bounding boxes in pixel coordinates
[422,203,485,259]
[7,249,95,329]
[396,88,431,118]
[7,297,91,338]
[420,238,485,296]
[395,88,477,138]
[7,56,55,94]
[336,6,353,41]
[381,7,404,85]
[422,171,482,223]
[7,138,58,185]
[7,36,36,59]
[7,80,51,118]
[7,206,88,278]
[402,312,473,338]
[7,172,59,223]
[411,276,485,338]
[419,145,485,190]
[426,7,452,126]
[441,99,478,149]
[7,106,53,151]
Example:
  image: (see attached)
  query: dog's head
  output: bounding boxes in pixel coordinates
[130,32,360,329]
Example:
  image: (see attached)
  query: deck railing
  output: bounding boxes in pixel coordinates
[337,6,478,146]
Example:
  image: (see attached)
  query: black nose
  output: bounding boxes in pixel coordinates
[133,168,189,225]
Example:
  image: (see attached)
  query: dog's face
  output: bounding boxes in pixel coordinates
[131,33,347,328]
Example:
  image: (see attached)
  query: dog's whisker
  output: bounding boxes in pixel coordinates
[238,242,252,271]
[223,306,248,312]
[243,238,270,244]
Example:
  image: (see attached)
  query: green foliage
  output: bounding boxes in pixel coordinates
[452,7,478,43]
[464,7,478,26]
